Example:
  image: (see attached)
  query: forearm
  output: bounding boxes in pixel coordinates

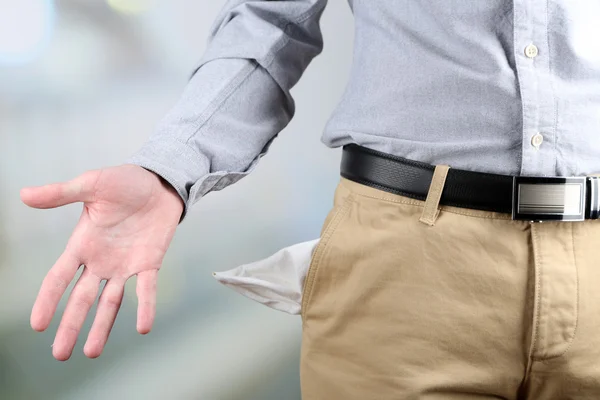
[127,58,291,217]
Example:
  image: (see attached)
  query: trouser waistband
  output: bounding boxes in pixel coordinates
[340,144,600,221]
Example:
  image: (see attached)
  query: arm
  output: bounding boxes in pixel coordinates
[129,0,328,217]
[21,0,328,361]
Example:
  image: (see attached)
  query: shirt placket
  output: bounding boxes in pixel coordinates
[513,0,557,176]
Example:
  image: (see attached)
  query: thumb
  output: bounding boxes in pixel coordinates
[21,172,97,209]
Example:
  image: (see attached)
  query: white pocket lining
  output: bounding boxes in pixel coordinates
[212,239,321,315]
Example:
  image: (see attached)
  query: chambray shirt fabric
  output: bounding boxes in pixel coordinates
[127,0,600,216]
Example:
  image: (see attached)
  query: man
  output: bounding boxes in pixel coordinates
[20,0,600,398]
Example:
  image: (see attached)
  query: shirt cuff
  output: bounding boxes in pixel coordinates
[126,137,208,220]
[126,136,271,221]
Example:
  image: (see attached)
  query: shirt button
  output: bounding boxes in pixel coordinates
[531,133,544,148]
[525,44,539,58]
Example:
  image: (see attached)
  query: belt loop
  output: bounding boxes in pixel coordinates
[419,165,450,226]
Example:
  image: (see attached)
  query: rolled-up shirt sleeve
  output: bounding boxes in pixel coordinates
[127,0,328,218]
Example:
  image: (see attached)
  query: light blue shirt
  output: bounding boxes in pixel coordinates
[128,1,600,216]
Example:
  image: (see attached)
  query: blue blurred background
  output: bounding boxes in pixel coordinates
[0,1,353,399]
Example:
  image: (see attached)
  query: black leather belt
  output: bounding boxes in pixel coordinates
[340,144,600,221]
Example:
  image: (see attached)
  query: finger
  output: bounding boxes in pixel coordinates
[20,172,96,209]
[84,279,125,359]
[52,268,101,361]
[136,270,158,335]
[31,252,81,332]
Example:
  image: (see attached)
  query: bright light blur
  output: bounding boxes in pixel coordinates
[0,1,353,399]
[0,0,54,65]
[106,0,155,15]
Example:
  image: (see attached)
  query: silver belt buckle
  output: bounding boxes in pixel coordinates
[512,176,588,221]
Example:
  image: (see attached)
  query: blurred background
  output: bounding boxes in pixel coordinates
[0,1,353,399]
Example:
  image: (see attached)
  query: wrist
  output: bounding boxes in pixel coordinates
[156,174,185,218]
[130,165,185,220]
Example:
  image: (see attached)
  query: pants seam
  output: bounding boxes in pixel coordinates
[525,224,543,379]
[301,194,355,321]
[341,182,515,221]
[531,223,580,362]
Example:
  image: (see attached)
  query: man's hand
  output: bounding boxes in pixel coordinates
[21,165,184,361]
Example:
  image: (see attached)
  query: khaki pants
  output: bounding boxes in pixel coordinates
[300,177,600,399]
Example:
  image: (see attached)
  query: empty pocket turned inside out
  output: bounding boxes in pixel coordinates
[212,239,321,315]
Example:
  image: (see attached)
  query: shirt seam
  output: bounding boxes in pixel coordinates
[263,1,327,72]
[182,61,260,145]
[546,0,559,175]
[142,136,208,168]
[513,3,526,175]
[182,1,327,150]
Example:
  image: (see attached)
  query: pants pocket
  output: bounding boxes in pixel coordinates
[212,239,321,315]
[213,181,355,316]
[300,194,355,318]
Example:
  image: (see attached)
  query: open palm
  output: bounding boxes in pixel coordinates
[21,165,184,361]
